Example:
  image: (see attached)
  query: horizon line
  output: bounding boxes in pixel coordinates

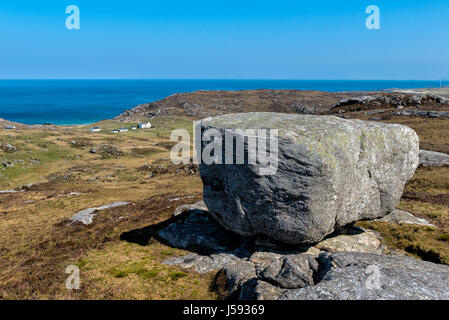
[0,78,447,81]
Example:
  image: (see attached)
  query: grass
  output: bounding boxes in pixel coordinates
[0,118,216,300]
[398,200,448,219]
[0,111,448,299]
[356,164,449,266]
[78,242,216,299]
[356,221,449,265]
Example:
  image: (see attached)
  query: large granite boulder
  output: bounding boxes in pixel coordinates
[198,113,419,244]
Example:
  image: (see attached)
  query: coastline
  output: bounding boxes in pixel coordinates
[0,79,448,126]
[1,86,449,127]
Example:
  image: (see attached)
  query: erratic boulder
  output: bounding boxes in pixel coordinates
[199,113,419,244]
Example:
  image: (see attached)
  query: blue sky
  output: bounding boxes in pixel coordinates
[0,0,448,79]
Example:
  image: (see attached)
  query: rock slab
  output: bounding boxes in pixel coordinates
[219,251,449,300]
[156,209,245,255]
[69,202,130,225]
[374,209,435,227]
[419,150,449,167]
[278,252,449,300]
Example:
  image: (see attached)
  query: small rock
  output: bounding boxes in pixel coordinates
[419,150,449,167]
[0,143,17,153]
[374,209,435,227]
[68,201,130,225]
[239,278,283,300]
[258,254,318,289]
[0,189,18,194]
[173,201,208,216]
[2,161,14,168]
[218,260,256,296]
[315,226,386,254]
[29,158,41,165]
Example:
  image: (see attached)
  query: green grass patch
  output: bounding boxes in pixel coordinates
[397,200,448,220]
[357,221,449,265]
[130,147,163,156]
[108,263,160,280]
[170,271,188,281]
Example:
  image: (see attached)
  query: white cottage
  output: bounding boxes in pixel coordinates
[138,122,152,129]
[90,126,101,132]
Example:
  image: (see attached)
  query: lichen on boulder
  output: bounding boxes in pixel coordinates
[199,112,420,244]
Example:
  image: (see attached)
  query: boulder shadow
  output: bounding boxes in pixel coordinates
[120,207,320,258]
[120,209,250,256]
[119,212,186,246]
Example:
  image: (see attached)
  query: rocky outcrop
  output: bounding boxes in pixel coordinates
[218,251,449,300]
[199,113,419,244]
[278,252,449,300]
[157,203,449,299]
[157,209,387,272]
[333,94,449,110]
[114,89,353,121]
[332,96,377,108]
[393,110,449,118]
[419,150,449,167]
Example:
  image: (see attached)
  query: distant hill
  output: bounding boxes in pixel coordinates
[114,89,357,122]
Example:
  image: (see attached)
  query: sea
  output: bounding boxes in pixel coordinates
[0,79,445,125]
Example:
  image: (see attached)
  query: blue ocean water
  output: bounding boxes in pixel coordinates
[0,80,445,125]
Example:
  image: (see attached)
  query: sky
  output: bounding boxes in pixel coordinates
[0,0,448,80]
